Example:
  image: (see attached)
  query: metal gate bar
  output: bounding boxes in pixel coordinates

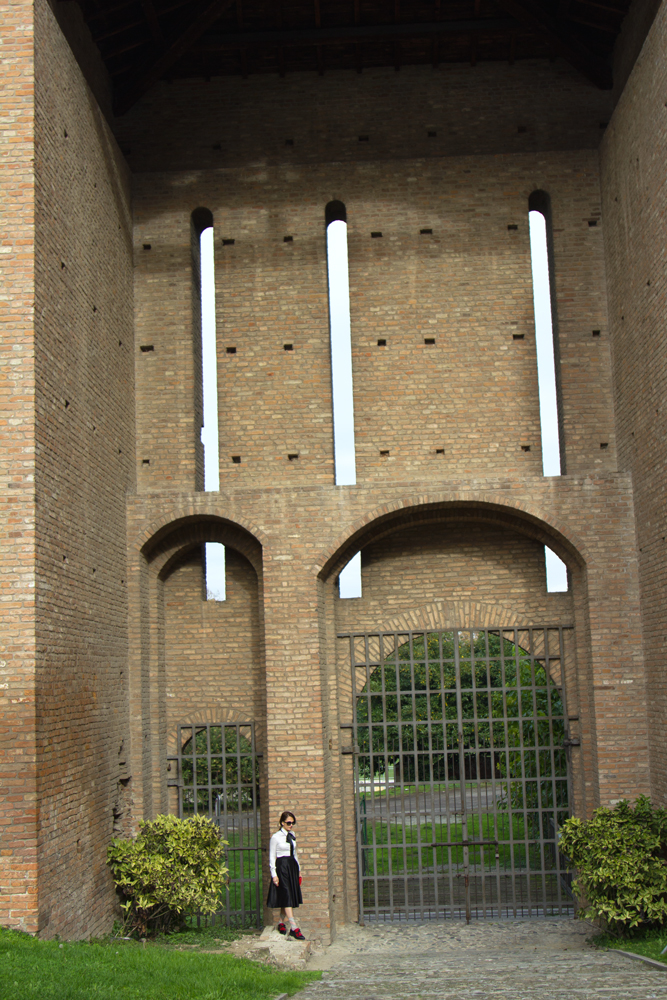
[168,722,262,928]
[341,627,574,923]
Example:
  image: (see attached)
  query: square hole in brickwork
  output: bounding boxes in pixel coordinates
[222,238,235,246]
[371,231,382,238]
[380,450,390,456]
[436,448,445,454]
[517,125,528,133]
[592,330,601,337]
[507,224,518,231]
[140,345,154,352]
[358,135,369,142]
[377,339,387,346]
[212,143,221,150]
[288,453,299,461]
[521,445,531,452]
[427,130,437,137]
[231,455,241,464]
[143,243,151,250]
[283,235,293,242]
[424,338,436,345]
[600,442,609,449]
[226,346,237,354]
[513,334,525,340]
[588,220,598,227]
[284,343,293,351]
[142,458,150,465]
[420,228,433,235]
[285,138,294,146]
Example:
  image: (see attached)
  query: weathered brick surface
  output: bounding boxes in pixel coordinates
[116,60,612,174]
[600,0,667,801]
[0,0,38,937]
[132,150,615,488]
[2,0,662,944]
[163,548,263,729]
[30,0,134,938]
[127,474,647,938]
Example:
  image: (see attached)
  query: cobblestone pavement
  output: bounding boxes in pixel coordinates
[302,919,667,999]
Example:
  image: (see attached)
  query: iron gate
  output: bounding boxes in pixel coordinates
[168,722,262,928]
[343,627,575,922]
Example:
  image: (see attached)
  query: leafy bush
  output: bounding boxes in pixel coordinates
[559,796,667,932]
[107,814,228,937]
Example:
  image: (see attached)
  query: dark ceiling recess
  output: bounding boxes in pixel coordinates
[70,0,624,115]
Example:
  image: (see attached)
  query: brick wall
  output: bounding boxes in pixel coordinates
[115,59,612,173]
[133,148,615,490]
[0,0,38,936]
[334,522,573,630]
[600,0,667,801]
[32,0,134,938]
[163,548,263,728]
[128,472,647,937]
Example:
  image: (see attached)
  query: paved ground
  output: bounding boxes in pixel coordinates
[301,918,667,999]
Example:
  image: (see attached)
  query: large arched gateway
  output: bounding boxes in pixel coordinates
[347,626,573,922]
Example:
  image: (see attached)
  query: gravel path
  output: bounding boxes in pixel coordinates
[302,919,667,999]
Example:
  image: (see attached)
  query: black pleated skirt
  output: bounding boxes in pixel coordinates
[266,855,302,909]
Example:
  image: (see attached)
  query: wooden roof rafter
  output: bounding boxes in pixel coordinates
[60,0,625,114]
[492,0,613,86]
[114,0,238,113]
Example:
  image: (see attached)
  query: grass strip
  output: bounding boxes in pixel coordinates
[593,928,667,966]
[0,927,320,1000]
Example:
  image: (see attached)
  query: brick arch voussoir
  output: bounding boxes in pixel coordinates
[315,492,589,582]
[376,600,531,634]
[166,706,265,755]
[137,511,265,579]
[135,506,268,556]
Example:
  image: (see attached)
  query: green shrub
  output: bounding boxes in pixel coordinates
[559,795,667,932]
[107,814,228,937]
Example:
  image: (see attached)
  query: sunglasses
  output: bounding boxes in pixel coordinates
[283,820,295,826]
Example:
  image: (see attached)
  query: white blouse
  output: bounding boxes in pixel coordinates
[269,827,300,877]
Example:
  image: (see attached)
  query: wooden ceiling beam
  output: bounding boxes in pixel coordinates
[199,17,520,52]
[115,0,237,114]
[492,0,612,86]
[141,0,164,43]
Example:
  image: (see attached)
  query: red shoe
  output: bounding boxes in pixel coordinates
[289,928,306,940]
[277,922,287,935]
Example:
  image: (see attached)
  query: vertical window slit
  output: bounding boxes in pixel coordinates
[326,199,361,599]
[528,191,567,592]
[193,209,225,601]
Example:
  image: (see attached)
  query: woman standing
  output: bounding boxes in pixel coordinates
[267,811,305,940]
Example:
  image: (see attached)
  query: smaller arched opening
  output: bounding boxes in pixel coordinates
[136,515,266,927]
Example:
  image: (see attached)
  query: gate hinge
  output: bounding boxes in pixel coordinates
[563,738,581,747]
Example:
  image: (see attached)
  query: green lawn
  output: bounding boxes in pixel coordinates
[361,813,551,872]
[593,928,667,966]
[0,926,320,1000]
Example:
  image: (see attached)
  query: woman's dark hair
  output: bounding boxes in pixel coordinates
[279,811,296,826]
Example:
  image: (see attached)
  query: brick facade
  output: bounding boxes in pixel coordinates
[1,0,665,943]
[0,0,38,937]
[601,0,667,800]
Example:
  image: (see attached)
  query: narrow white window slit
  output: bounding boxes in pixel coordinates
[528,210,561,478]
[339,551,362,599]
[545,546,568,593]
[528,207,568,593]
[326,219,357,487]
[326,210,362,599]
[199,224,225,601]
